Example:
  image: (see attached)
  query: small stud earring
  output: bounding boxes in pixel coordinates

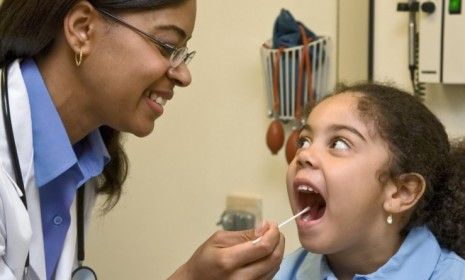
[75,49,83,67]
[387,214,393,224]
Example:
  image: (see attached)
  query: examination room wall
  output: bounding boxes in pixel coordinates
[85,1,343,279]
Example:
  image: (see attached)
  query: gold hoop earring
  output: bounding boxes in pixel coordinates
[387,214,393,224]
[75,50,83,67]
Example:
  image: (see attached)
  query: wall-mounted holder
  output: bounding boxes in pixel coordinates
[261,37,330,122]
[261,37,330,163]
[217,194,262,231]
[217,210,255,231]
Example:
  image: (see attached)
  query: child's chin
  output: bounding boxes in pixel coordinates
[300,243,328,255]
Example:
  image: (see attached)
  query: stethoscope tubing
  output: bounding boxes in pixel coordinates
[1,64,28,208]
[2,64,30,269]
[1,63,93,278]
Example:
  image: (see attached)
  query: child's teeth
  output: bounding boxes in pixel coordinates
[297,185,318,193]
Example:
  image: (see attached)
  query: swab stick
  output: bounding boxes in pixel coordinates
[252,206,310,244]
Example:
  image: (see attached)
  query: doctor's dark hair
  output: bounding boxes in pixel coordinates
[0,0,188,211]
[323,82,465,258]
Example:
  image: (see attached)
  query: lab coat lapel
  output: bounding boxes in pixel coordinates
[0,61,46,279]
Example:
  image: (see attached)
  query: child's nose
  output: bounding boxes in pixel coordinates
[296,145,319,169]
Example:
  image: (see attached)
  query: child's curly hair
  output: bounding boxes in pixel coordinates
[329,82,465,258]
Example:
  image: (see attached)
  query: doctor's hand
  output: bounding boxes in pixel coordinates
[168,222,285,280]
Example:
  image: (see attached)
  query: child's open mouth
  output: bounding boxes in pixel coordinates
[296,184,326,226]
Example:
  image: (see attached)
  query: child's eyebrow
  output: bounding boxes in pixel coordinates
[301,124,367,143]
[328,124,367,142]
[300,124,312,134]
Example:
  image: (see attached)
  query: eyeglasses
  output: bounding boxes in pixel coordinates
[97,9,196,68]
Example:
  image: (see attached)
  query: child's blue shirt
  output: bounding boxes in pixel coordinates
[275,226,465,279]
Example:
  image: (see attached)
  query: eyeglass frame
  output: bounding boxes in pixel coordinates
[96,8,196,68]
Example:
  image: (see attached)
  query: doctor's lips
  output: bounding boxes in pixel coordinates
[295,183,326,222]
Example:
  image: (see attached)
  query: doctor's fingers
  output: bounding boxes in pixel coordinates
[229,232,285,280]
[226,265,281,280]
[209,222,272,248]
[220,222,281,268]
[256,265,281,280]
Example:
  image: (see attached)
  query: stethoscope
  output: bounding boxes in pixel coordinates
[1,63,97,280]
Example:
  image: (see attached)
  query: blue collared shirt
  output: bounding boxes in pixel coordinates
[275,226,465,280]
[21,59,109,279]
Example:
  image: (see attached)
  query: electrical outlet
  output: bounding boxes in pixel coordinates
[225,194,262,227]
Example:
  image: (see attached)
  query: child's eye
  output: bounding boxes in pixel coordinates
[297,137,311,149]
[330,138,350,151]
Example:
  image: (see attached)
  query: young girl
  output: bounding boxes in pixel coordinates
[275,83,465,279]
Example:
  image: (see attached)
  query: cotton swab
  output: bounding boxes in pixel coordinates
[252,206,311,244]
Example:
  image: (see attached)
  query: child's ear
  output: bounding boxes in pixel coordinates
[383,173,426,214]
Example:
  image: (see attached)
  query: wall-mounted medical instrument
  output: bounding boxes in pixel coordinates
[397,0,425,100]
[397,0,465,90]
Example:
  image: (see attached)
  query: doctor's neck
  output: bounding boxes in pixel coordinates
[35,51,102,145]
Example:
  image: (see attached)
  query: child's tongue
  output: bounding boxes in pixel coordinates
[301,201,326,221]
[299,192,326,220]
[301,209,313,221]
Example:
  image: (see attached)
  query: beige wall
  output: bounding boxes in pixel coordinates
[338,0,368,82]
[86,1,367,279]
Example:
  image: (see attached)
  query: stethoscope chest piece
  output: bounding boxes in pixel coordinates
[72,266,97,280]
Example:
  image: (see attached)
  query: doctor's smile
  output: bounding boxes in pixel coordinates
[144,88,173,118]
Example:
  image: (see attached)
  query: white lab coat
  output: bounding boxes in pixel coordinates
[0,61,97,279]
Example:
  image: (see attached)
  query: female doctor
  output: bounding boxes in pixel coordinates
[0,0,284,279]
